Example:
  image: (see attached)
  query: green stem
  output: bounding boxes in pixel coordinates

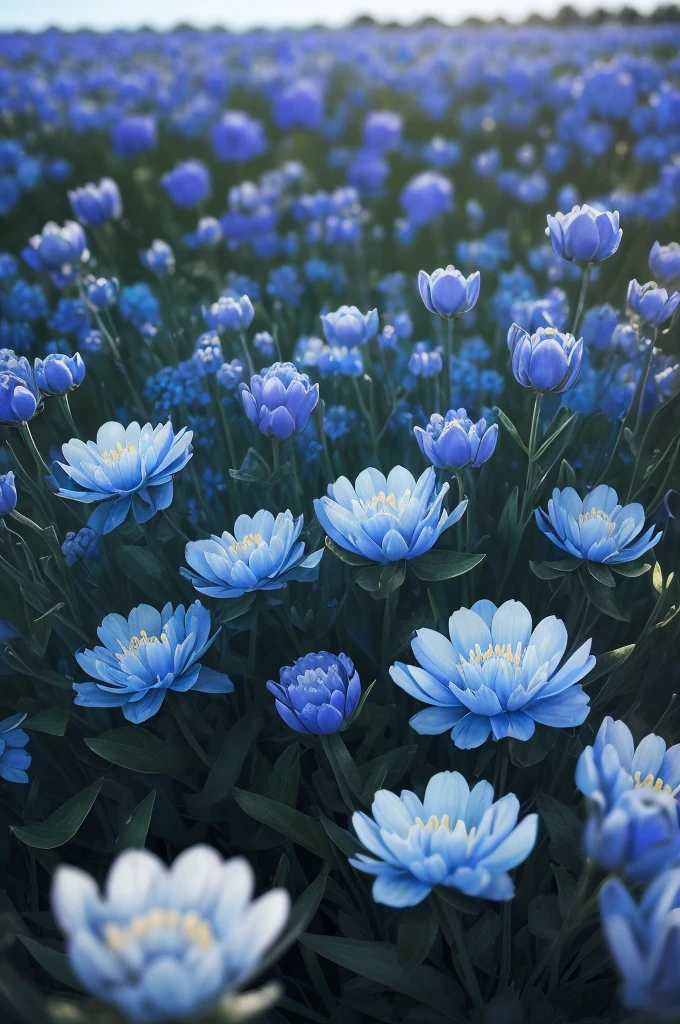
[632,326,658,433]
[571,265,592,336]
[437,896,485,1014]
[445,317,454,408]
[59,394,80,439]
[239,331,255,378]
[10,510,45,536]
[18,422,50,475]
[352,377,380,468]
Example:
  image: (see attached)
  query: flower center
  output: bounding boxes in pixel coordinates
[634,770,676,796]
[578,508,610,525]
[468,642,524,668]
[117,629,167,659]
[229,532,263,557]
[361,491,398,512]
[100,442,136,465]
[104,909,215,951]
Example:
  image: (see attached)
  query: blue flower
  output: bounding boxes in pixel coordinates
[187,216,223,248]
[182,509,323,600]
[68,178,122,226]
[414,409,498,470]
[267,652,361,734]
[580,303,619,351]
[57,420,193,535]
[23,220,89,275]
[627,279,680,325]
[547,204,622,265]
[0,712,31,783]
[34,352,85,395]
[51,846,290,1023]
[583,786,680,882]
[253,331,275,357]
[350,770,538,907]
[314,466,466,564]
[400,171,453,227]
[203,295,254,332]
[600,869,680,1017]
[84,275,119,312]
[140,240,175,277]
[391,599,593,749]
[318,344,364,378]
[535,485,662,564]
[649,240,680,283]
[363,110,402,152]
[62,527,101,567]
[240,362,319,440]
[0,471,17,515]
[161,160,210,208]
[111,116,157,158]
[408,347,442,378]
[211,111,266,163]
[0,355,41,423]
[74,601,233,723]
[418,266,481,319]
[508,324,583,394]
[323,404,355,440]
[216,359,244,391]
[321,305,378,348]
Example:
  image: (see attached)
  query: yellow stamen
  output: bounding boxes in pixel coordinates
[116,629,167,659]
[101,441,136,465]
[634,770,673,794]
[361,491,398,512]
[229,532,263,557]
[103,909,216,951]
[578,508,610,525]
[468,642,523,668]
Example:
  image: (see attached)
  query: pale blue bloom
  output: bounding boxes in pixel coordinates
[627,279,680,325]
[314,466,466,564]
[391,599,593,749]
[350,770,538,906]
[583,786,680,882]
[57,421,193,534]
[182,509,323,599]
[74,601,233,723]
[547,204,622,265]
[320,305,378,348]
[535,485,662,564]
[51,846,290,1023]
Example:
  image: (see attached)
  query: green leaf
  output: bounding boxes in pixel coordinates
[11,778,103,850]
[214,593,255,625]
[355,560,406,598]
[18,936,83,992]
[299,935,465,1020]
[408,551,485,582]
[260,868,328,973]
[466,909,502,970]
[534,413,576,462]
[324,536,373,567]
[116,791,156,849]
[228,447,271,483]
[117,545,167,599]
[186,714,262,811]
[558,459,577,488]
[553,865,577,919]
[528,895,561,941]
[544,557,583,573]
[586,644,635,685]
[580,566,630,620]
[398,900,439,967]
[85,727,168,774]
[318,810,361,857]
[587,561,616,588]
[610,560,652,578]
[496,408,528,455]
[529,561,563,581]
[361,760,388,805]
[497,486,519,548]
[233,790,332,860]
[508,726,559,767]
[344,679,375,728]
[23,708,68,737]
[322,733,362,806]
[536,793,582,874]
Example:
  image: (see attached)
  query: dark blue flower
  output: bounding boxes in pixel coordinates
[161,160,211,208]
[111,116,157,158]
[0,355,40,423]
[0,471,17,515]
[240,362,319,440]
[547,204,622,265]
[267,652,360,735]
[583,786,680,882]
[627,279,680,325]
[68,178,121,226]
[62,527,101,567]
[23,221,89,275]
[140,240,175,277]
[34,352,85,395]
[508,323,583,394]
[0,712,31,783]
[84,275,119,312]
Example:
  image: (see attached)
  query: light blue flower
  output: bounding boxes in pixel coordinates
[50,846,290,1023]
[74,601,233,724]
[627,279,680,325]
[320,305,378,348]
[547,204,622,265]
[0,712,31,783]
[414,409,498,471]
[391,599,594,749]
[418,265,480,320]
[350,770,538,907]
[57,421,193,535]
[182,509,323,599]
[314,466,466,564]
[583,786,680,882]
[600,868,680,1018]
[535,485,662,564]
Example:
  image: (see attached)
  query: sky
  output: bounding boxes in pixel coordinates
[0,0,662,33]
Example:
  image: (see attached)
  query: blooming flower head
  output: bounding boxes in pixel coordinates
[0,471,17,515]
[414,409,498,470]
[57,420,193,534]
[418,266,481,319]
[0,355,41,423]
[204,295,255,332]
[23,220,89,275]
[84,275,119,312]
[216,359,244,391]
[68,178,122,226]
[314,465,466,564]
[34,352,85,395]
[535,485,662,564]
[547,204,622,265]
[649,240,680,283]
[161,159,210,208]
[50,846,290,1023]
[267,652,360,734]
[0,712,31,783]
[350,770,538,907]
[627,279,680,325]
[140,240,175,277]
[583,786,680,882]
[600,869,680,1017]
[74,601,233,724]
[320,305,378,348]
[508,323,583,394]
[240,362,319,440]
[182,509,323,600]
[392,599,593,749]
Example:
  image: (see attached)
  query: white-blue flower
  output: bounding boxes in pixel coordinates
[51,846,290,1023]
[391,599,594,749]
[350,770,538,907]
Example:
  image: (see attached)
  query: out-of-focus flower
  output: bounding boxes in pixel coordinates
[62,527,101,567]
[392,599,593,749]
[315,465,466,564]
[84,275,119,312]
[74,600,232,723]
[580,303,619,350]
[23,221,89,275]
[204,295,254,332]
[418,265,481,320]
[182,509,323,599]
[267,652,360,734]
[408,347,442,377]
[240,361,319,440]
[253,331,275,357]
[414,409,498,470]
[508,323,582,394]
[649,240,680,283]
[161,159,210,208]
[584,786,680,882]
[600,869,680,1017]
[34,352,85,395]
[111,115,157,158]
[323,404,355,440]
[318,345,364,378]
[536,485,662,564]
[140,240,175,277]
[190,216,223,247]
[51,846,289,1022]
[321,306,378,348]
[68,178,122,226]
[363,110,402,152]
[216,359,244,390]
[400,171,453,227]
[274,79,323,130]
[351,770,537,906]
[547,204,622,265]
[0,355,41,423]
[0,471,17,515]
[627,279,680,325]
[57,421,193,534]
[0,712,31,783]
[211,111,266,163]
